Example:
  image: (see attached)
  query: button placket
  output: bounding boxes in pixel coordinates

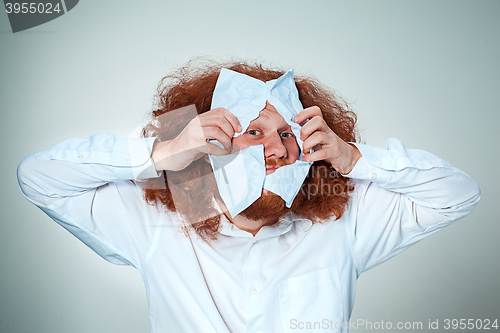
[242,235,265,329]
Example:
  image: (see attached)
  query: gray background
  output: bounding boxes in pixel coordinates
[1,0,498,332]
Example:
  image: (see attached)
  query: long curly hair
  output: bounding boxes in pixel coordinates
[141,59,358,241]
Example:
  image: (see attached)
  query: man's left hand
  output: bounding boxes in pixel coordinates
[294,106,361,174]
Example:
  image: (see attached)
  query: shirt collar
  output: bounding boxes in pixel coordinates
[211,195,312,239]
[217,211,313,239]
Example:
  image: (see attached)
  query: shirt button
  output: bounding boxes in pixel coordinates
[250,288,258,295]
[125,156,131,162]
[376,159,382,165]
[78,154,83,160]
[370,172,377,179]
[416,162,422,168]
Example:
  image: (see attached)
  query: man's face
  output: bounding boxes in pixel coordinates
[232,102,300,175]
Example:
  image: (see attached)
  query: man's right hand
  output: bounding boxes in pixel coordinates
[151,107,242,171]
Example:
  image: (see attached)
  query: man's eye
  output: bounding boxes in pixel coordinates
[247,129,261,135]
[280,132,294,138]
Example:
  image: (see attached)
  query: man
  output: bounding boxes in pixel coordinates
[17,61,480,333]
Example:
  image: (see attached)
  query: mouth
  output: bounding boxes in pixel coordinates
[265,165,281,175]
[265,159,287,175]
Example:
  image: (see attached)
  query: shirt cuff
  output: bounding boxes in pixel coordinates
[342,138,448,184]
[112,137,162,180]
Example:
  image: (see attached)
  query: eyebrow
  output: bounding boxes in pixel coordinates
[248,112,291,132]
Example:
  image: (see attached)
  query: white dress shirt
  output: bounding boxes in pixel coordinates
[17,132,480,333]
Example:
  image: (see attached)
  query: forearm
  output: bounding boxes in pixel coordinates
[17,132,159,205]
[344,138,480,221]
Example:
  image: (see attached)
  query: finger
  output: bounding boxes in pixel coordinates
[202,126,233,152]
[302,131,328,152]
[211,107,242,133]
[200,114,235,141]
[293,106,322,125]
[300,115,329,141]
[301,148,329,163]
[204,142,231,156]
[195,141,230,156]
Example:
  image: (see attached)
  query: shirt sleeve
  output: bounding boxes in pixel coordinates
[343,138,481,275]
[17,132,162,268]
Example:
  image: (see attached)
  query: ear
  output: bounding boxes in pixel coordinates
[203,155,210,164]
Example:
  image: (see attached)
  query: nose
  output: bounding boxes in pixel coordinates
[264,132,287,160]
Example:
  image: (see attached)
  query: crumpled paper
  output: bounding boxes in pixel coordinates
[209,68,312,217]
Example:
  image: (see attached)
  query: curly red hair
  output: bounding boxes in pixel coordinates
[141,59,358,241]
